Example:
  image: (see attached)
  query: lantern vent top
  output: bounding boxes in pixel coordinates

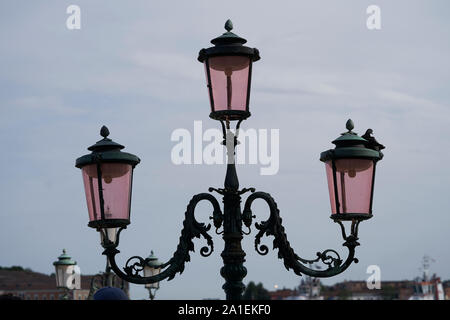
[211,19,247,45]
[53,249,77,266]
[87,126,125,152]
[76,126,140,168]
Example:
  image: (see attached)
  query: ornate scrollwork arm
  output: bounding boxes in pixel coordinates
[102,192,222,284]
[243,191,360,278]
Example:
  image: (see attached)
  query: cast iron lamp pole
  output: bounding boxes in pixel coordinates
[75,20,385,301]
[85,230,129,299]
[87,257,128,299]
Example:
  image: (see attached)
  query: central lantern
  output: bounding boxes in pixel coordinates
[198,19,260,121]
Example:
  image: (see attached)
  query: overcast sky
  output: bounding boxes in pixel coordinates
[1,1,450,300]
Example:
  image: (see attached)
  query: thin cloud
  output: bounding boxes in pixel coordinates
[11,96,87,116]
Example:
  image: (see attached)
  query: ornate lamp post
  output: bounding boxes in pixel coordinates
[53,249,77,300]
[75,20,385,300]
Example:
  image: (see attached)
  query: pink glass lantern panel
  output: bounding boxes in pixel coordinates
[81,163,133,223]
[206,56,251,112]
[325,159,374,214]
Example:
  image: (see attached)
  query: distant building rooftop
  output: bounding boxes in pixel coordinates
[0,266,129,300]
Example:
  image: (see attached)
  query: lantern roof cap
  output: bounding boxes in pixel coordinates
[198,19,260,62]
[146,250,161,268]
[320,119,384,162]
[53,249,77,266]
[331,119,368,147]
[87,125,125,152]
[75,126,140,168]
[210,19,248,45]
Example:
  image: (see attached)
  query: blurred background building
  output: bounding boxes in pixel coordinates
[0,266,129,300]
[268,256,449,300]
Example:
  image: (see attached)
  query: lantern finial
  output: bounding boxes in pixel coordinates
[346,119,354,132]
[100,125,110,139]
[225,19,233,32]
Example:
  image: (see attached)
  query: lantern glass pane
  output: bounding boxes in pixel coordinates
[55,266,65,288]
[100,228,118,246]
[55,265,74,289]
[144,266,161,289]
[206,56,251,112]
[325,159,374,214]
[81,163,133,223]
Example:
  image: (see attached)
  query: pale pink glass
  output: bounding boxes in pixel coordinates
[206,56,250,112]
[325,159,374,214]
[81,163,133,223]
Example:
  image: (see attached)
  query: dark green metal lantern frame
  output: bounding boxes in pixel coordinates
[320,119,384,221]
[198,19,260,122]
[76,126,140,229]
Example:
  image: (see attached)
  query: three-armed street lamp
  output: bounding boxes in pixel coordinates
[75,20,385,300]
